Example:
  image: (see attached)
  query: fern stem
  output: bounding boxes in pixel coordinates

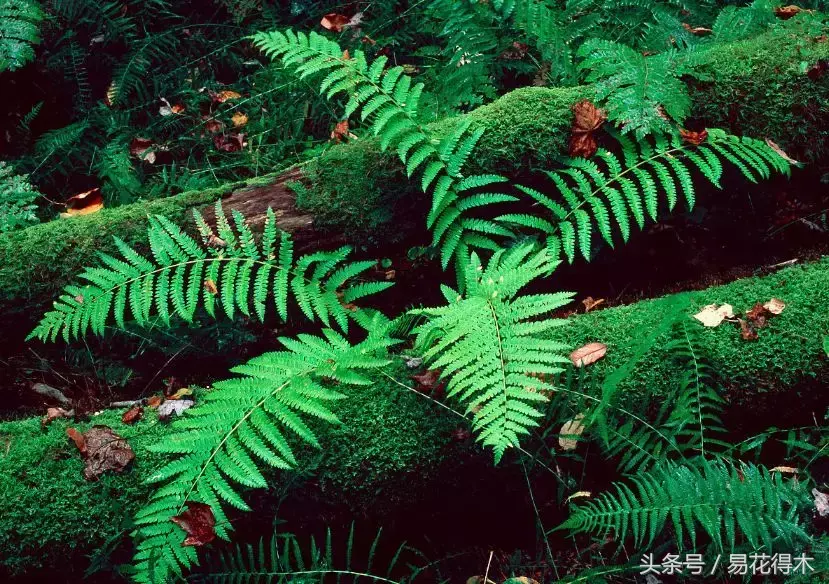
[681,321,706,458]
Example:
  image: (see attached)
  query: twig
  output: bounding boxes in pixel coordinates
[483,550,494,584]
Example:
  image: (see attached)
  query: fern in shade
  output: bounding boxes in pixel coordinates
[411,244,574,462]
[132,326,396,584]
[29,203,392,342]
[559,458,810,553]
[0,0,44,72]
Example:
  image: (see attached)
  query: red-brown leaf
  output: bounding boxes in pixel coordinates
[330,120,350,143]
[775,5,806,19]
[76,426,135,480]
[62,188,104,217]
[681,23,712,35]
[680,128,708,145]
[739,318,758,341]
[570,342,607,367]
[122,405,143,424]
[320,13,351,32]
[171,502,217,546]
[42,407,72,427]
[568,100,606,158]
[66,427,86,454]
[213,133,246,152]
[147,395,164,409]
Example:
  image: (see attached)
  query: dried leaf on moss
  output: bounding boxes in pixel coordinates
[171,502,216,546]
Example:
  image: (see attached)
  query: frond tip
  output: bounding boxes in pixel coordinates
[411,244,574,462]
[29,203,393,342]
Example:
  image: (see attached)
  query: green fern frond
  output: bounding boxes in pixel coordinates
[0,161,41,232]
[29,203,392,342]
[132,329,396,584]
[411,244,574,462]
[0,0,44,72]
[560,458,810,553]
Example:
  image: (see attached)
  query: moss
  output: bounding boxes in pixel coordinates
[550,257,829,400]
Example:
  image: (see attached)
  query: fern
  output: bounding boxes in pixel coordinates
[0,161,41,232]
[442,129,792,266]
[0,0,44,72]
[559,458,810,553]
[713,0,776,42]
[577,39,708,137]
[196,524,413,583]
[29,203,393,342]
[132,327,396,583]
[410,244,574,462]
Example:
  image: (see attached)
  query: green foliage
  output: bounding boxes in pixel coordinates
[713,0,776,42]
[132,327,395,583]
[0,0,43,72]
[577,39,707,137]
[0,161,41,232]
[29,202,392,342]
[560,458,810,553]
[411,244,573,462]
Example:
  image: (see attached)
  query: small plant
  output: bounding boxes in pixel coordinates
[0,161,41,232]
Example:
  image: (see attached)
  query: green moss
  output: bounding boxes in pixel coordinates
[551,257,829,399]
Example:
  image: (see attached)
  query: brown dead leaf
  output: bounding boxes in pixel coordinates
[581,296,605,313]
[807,59,828,80]
[171,502,217,546]
[330,119,350,143]
[147,395,164,408]
[169,387,194,400]
[320,13,352,32]
[568,100,607,158]
[159,97,185,116]
[121,405,143,424]
[813,489,829,517]
[42,407,72,426]
[411,369,442,391]
[342,49,351,60]
[739,318,758,341]
[501,41,530,60]
[765,139,801,165]
[775,5,807,19]
[204,118,224,134]
[693,303,733,327]
[764,298,786,315]
[569,342,607,367]
[770,466,799,474]
[204,279,218,295]
[680,128,708,145]
[566,490,592,503]
[746,302,771,328]
[68,426,135,480]
[230,111,248,128]
[61,188,104,217]
[559,414,586,450]
[384,269,396,280]
[681,23,712,35]
[129,137,153,157]
[213,132,246,152]
[212,90,242,103]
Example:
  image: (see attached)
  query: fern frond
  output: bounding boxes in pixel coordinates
[560,458,810,553]
[132,329,396,583]
[29,204,392,342]
[411,244,574,462]
[0,161,41,232]
[0,0,44,72]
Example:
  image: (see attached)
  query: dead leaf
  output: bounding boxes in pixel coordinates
[566,490,592,503]
[775,5,806,19]
[230,111,248,127]
[147,395,164,408]
[321,13,363,33]
[384,269,396,280]
[169,387,194,400]
[158,399,193,421]
[739,318,758,341]
[693,304,733,327]
[68,426,135,480]
[746,302,772,328]
[129,137,156,163]
[559,414,586,450]
[581,296,605,313]
[764,139,801,165]
[411,369,444,395]
[807,59,828,80]
[207,234,226,249]
[680,128,708,145]
[770,466,798,474]
[569,342,607,367]
[159,97,185,116]
[60,188,104,218]
[342,49,350,60]
[568,100,607,158]
[213,132,246,152]
[681,23,712,35]
[330,119,350,143]
[42,407,72,426]
[813,489,829,517]
[212,90,242,103]
[121,405,143,424]
[204,118,224,134]
[171,502,217,546]
[204,279,218,295]
[501,41,530,60]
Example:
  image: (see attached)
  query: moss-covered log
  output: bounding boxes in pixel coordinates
[1,18,826,313]
[2,258,827,579]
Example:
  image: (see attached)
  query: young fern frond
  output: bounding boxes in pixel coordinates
[132,328,396,584]
[0,161,41,233]
[197,524,412,583]
[0,0,44,72]
[560,458,810,553]
[29,203,392,342]
[411,244,574,462]
[443,129,791,266]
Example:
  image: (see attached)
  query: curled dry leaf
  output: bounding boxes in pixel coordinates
[770,466,799,474]
[569,342,607,367]
[320,13,363,33]
[213,132,246,152]
[568,100,606,158]
[566,490,592,503]
[765,139,801,165]
[680,128,708,145]
[693,303,733,327]
[67,426,135,481]
[411,369,444,396]
[230,111,248,127]
[559,413,586,450]
[739,318,758,341]
[581,296,605,312]
[763,298,786,315]
[204,279,218,295]
[61,188,104,218]
[775,5,807,19]
[42,407,72,426]
[171,502,217,546]
[158,399,193,421]
[159,97,185,116]
[813,489,829,517]
[746,302,771,328]
[330,119,350,143]
[204,118,224,134]
[806,59,828,80]
[121,405,143,424]
[169,387,194,400]
[681,23,712,35]
[212,89,242,103]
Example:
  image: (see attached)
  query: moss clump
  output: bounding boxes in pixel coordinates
[551,257,829,400]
